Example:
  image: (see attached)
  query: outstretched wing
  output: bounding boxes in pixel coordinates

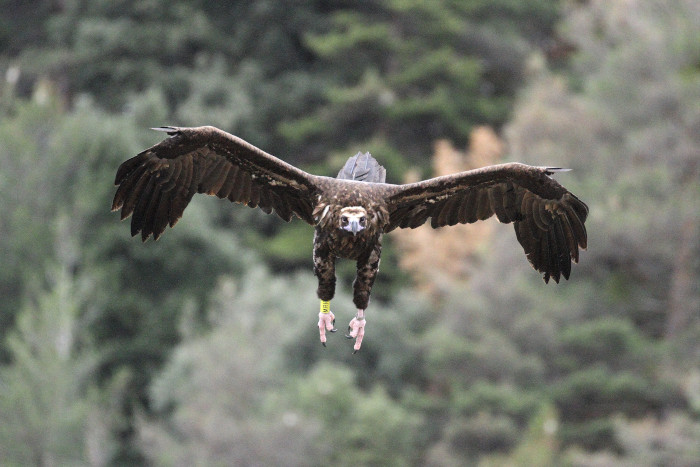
[385,162,588,283]
[112,126,319,241]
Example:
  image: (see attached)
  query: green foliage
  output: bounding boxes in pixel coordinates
[0,94,264,462]
[503,1,700,455]
[0,0,699,465]
[444,412,519,456]
[0,266,118,465]
[140,269,425,466]
[551,366,680,422]
[451,382,542,422]
[290,363,424,466]
[555,318,651,372]
[506,403,560,466]
[139,269,326,466]
[292,0,561,165]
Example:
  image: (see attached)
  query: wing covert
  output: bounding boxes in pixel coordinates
[385,163,588,283]
[112,126,319,241]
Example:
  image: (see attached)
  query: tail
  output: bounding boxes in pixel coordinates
[337,152,386,183]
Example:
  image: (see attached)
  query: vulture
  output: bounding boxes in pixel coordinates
[112,126,588,353]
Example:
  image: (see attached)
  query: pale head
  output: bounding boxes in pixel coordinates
[339,206,367,236]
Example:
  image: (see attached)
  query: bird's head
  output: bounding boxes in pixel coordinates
[338,206,367,236]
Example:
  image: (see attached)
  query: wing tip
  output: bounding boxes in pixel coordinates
[544,167,572,175]
[151,126,180,136]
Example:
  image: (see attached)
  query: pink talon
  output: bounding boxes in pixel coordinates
[345,310,366,353]
[318,311,336,346]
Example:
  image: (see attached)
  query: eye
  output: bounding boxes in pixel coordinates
[359,216,366,226]
[341,216,348,225]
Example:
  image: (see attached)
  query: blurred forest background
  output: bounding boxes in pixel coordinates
[1,0,699,465]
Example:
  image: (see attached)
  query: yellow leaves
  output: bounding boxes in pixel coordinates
[393,127,503,295]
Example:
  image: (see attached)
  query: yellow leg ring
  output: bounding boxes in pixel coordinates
[320,300,331,314]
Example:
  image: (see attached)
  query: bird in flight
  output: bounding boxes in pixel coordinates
[112,126,588,353]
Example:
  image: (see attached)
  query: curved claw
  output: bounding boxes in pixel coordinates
[346,311,366,353]
[319,310,336,346]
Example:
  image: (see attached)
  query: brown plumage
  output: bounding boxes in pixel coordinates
[112,126,588,351]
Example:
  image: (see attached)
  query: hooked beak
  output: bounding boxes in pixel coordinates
[343,220,363,236]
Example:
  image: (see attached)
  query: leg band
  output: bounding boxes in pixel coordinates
[320,300,331,314]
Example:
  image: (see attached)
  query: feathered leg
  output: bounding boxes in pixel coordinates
[314,231,337,346]
[313,231,336,301]
[346,241,381,353]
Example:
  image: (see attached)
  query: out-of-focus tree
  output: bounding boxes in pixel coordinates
[493,0,699,455]
[138,270,326,466]
[562,414,700,466]
[138,267,424,466]
[0,93,261,462]
[1,1,333,153]
[507,0,700,343]
[2,0,565,162]
[283,0,562,167]
[478,404,560,467]
[391,0,699,461]
[1,0,698,464]
[392,126,502,296]
[0,265,119,466]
